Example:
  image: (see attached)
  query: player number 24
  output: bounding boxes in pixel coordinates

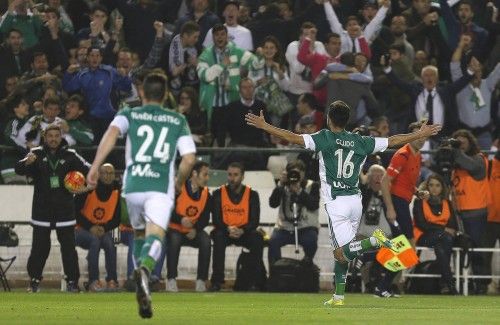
[135,125,170,163]
[334,149,354,178]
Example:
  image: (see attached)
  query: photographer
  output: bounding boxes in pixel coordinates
[268,160,320,266]
[450,129,490,294]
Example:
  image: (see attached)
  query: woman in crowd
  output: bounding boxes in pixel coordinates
[177,86,208,146]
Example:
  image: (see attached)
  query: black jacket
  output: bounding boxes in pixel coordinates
[212,185,260,234]
[15,143,90,227]
[385,68,473,136]
[413,198,457,233]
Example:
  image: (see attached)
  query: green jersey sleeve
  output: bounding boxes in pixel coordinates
[304,129,329,153]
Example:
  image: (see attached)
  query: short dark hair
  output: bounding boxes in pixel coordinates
[212,23,228,34]
[192,161,209,176]
[90,4,108,15]
[143,72,167,102]
[67,94,85,111]
[372,116,389,128]
[239,77,254,87]
[326,32,340,43]
[32,51,47,63]
[43,7,60,19]
[7,28,22,37]
[458,0,473,11]
[345,15,360,26]
[43,96,60,108]
[87,46,103,55]
[181,21,200,35]
[389,43,406,55]
[328,101,350,129]
[299,93,318,109]
[300,21,315,32]
[7,94,27,112]
[339,52,355,67]
[228,161,245,175]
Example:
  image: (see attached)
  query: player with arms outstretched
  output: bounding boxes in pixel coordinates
[246,100,441,306]
[87,73,196,318]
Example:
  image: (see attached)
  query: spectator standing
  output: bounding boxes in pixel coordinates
[197,23,258,146]
[0,29,31,99]
[451,129,490,294]
[75,163,120,291]
[204,1,254,51]
[0,0,43,49]
[451,35,500,150]
[175,0,221,51]
[47,0,74,34]
[382,56,478,136]
[166,161,212,293]
[1,94,30,184]
[62,47,132,143]
[295,93,324,133]
[15,124,90,293]
[169,22,201,96]
[268,160,320,265]
[210,162,264,291]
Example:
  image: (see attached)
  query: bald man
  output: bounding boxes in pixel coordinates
[75,163,121,291]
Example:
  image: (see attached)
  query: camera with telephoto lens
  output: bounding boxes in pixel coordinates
[433,137,461,185]
[285,169,301,185]
[364,207,381,226]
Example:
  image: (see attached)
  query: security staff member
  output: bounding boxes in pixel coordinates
[210,162,263,291]
[15,124,90,293]
[166,161,212,293]
[451,129,490,294]
[75,163,120,291]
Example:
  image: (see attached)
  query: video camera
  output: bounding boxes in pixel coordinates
[433,137,461,185]
[285,169,301,185]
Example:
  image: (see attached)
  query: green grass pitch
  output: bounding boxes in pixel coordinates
[1,292,499,324]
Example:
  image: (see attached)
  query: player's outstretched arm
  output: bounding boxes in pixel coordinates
[387,121,442,148]
[245,110,305,146]
[87,126,120,187]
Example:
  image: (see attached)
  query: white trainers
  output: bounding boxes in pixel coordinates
[195,279,207,292]
[166,278,178,292]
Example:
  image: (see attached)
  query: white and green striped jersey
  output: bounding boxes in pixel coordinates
[111,104,196,194]
[302,129,388,201]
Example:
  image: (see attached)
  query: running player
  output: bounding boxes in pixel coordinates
[87,73,196,318]
[245,100,441,306]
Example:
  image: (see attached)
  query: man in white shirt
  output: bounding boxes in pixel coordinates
[203,1,253,51]
[285,21,326,99]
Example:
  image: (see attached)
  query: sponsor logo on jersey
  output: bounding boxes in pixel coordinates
[336,139,354,147]
[222,205,245,216]
[131,164,161,178]
[332,181,351,189]
[131,112,181,125]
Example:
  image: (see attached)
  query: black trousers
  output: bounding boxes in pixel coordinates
[166,229,211,281]
[211,106,227,147]
[481,221,500,285]
[27,225,80,282]
[210,228,264,284]
[417,230,454,283]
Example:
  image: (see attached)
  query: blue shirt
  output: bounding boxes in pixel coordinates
[62,65,132,120]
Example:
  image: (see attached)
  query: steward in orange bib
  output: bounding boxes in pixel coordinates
[75,163,120,291]
[166,161,212,292]
[451,129,489,294]
[210,162,263,291]
[413,174,458,295]
[482,150,500,289]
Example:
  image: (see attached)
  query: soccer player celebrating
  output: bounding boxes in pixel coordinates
[246,100,441,306]
[87,73,196,318]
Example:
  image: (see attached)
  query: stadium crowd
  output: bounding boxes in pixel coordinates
[0,0,499,295]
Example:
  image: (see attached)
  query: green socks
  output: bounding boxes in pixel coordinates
[342,237,378,261]
[334,261,348,299]
[133,238,145,267]
[139,235,163,273]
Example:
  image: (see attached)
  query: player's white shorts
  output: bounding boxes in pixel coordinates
[124,191,174,231]
[324,193,363,249]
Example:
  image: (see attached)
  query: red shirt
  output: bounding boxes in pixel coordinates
[387,144,421,203]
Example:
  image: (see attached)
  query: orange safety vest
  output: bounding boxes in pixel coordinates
[488,158,500,223]
[376,234,419,272]
[452,155,490,211]
[169,184,209,233]
[80,189,119,225]
[221,185,250,227]
[413,199,451,242]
